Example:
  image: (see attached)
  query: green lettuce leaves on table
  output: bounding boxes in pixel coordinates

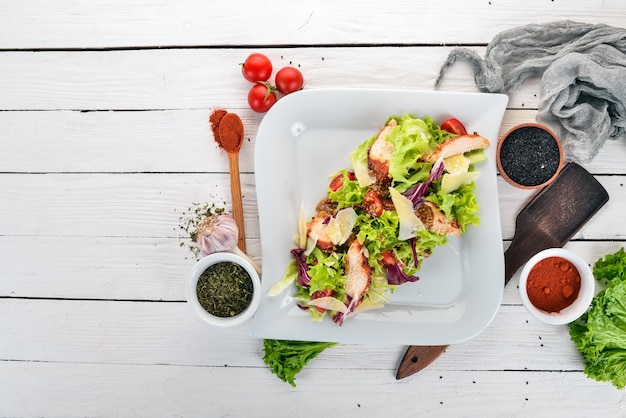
[263,339,337,387]
[569,247,626,390]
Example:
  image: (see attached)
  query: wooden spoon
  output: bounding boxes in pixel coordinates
[218,112,247,253]
[396,163,609,380]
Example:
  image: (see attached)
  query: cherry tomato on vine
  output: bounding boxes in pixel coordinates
[275,66,304,95]
[247,82,278,113]
[241,53,273,82]
[440,118,468,136]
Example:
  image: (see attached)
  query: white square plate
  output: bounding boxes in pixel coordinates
[251,88,508,345]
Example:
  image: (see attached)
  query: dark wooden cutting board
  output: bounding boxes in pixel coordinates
[396,162,609,380]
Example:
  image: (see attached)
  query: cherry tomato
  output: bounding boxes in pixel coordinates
[275,66,304,95]
[379,250,397,267]
[440,118,468,136]
[329,171,356,192]
[241,53,272,82]
[247,82,278,113]
[329,173,344,192]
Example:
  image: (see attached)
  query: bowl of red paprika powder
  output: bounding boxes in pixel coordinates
[519,248,595,325]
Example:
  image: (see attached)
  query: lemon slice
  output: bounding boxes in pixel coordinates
[443,154,471,174]
[441,171,479,193]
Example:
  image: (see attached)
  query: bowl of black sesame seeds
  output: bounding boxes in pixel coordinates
[186,252,261,328]
[496,123,564,189]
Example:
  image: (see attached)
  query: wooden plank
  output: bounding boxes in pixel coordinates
[0,355,622,417]
[0,296,614,373]
[498,175,624,240]
[1,0,624,48]
[0,47,545,110]
[0,236,621,302]
[0,109,252,174]
[3,109,626,174]
[0,173,623,240]
[0,173,258,238]
[0,235,261,300]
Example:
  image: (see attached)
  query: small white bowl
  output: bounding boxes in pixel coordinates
[186,252,261,328]
[519,248,594,325]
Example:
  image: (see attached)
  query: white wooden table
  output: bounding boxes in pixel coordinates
[2,2,625,416]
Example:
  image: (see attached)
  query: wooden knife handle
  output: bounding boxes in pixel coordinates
[396,345,449,380]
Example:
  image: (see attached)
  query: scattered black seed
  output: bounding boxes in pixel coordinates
[541,344,544,347]
[411,356,419,363]
[472,380,476,384]
[526,381,529,385]
[357,404,361,408]
[440,402,444,405]
[538,336,542,340]
[499,125,561,187]
[440,376,443,379]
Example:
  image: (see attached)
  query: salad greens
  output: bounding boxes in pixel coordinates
[269,114,486,325]
[569,247,626,390]
[262,339,338,387]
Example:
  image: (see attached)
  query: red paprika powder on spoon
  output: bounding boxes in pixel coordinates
[526,256,581,312]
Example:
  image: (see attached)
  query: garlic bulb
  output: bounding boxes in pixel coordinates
[196,214,262,274]
[196,214,239,255]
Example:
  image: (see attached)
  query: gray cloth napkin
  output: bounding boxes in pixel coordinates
[435,21,626,163]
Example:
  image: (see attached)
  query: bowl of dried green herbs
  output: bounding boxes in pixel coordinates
[186,252,261,327]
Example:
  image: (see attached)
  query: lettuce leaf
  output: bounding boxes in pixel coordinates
[263,339,338,387]
[306,248,344,295]
[268,260,297,297]
[569,248,626,389]
[327,170,366,208]
[385,115,434,187]
[350,135,377,188]
[425,182,480,233]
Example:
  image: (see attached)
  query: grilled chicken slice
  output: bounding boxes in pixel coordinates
[415,201,460,236]
[368,119,397,183]
[307,210,334,250]
[425,133,490,163]
[344,239,371,308]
